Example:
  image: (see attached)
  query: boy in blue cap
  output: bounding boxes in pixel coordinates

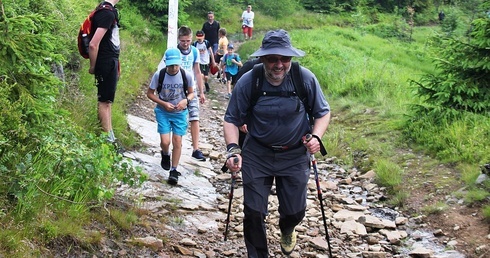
[147,48,195,185]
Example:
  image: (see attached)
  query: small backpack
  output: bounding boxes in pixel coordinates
[157,67,189,97]
[192,39,211,49]
[77,2,117,59]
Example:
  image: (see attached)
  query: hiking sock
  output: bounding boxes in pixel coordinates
[107,130,116,142]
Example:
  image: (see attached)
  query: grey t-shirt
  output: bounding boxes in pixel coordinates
[149,69,194,112]
[224,66,330,147]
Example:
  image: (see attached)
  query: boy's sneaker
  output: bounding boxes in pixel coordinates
[280,230,297,255]
[167,169,181,185]
[192,149,206,161]
[161,152,170,170]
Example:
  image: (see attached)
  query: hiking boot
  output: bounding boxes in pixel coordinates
[205,82,210,93]
[192,149,206,161]
[167,169,181,185]
[161,152,170,170]
[280,230,297,255]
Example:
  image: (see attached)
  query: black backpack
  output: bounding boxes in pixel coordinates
[249,62,313,124]
[192,39,211,49]
[237,61,314,146]
[157,67,189,96]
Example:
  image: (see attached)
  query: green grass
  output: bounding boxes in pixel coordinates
[3,1,490,256]
[421,201,449,215]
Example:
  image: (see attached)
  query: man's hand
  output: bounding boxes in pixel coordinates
[302,134,321,154]
[239,124,248,134]
[226,154,241,173]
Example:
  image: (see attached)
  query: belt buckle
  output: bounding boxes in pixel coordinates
[271,145,287,151]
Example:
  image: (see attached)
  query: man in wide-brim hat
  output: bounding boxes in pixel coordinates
[223,29,332,257]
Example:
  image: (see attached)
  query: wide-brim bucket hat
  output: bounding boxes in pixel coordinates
[250,29,305,57]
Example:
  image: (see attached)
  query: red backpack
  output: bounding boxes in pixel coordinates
[77,3,116,59]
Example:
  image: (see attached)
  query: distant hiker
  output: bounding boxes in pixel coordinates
[216,28,229,79]
[201,11,220,54]
[193,30,217,93]
[88,0,120,142]
[216,28,229,63]
[223,29,331,257]
[240,5,255,40]
[146,48,195,185]
[220,44,242,99]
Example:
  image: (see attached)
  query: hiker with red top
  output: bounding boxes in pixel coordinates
[88,0,120,143]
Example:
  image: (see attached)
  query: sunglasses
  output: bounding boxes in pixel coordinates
[264,55,292,63]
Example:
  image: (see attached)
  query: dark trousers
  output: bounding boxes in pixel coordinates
[243,204,306,258]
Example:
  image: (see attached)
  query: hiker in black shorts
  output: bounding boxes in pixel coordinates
[223,29,331,257]
[88,0,120,142]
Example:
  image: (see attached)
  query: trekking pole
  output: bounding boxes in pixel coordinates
[305,134,333,257]
[223,157,239,241]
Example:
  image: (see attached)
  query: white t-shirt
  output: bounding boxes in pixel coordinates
[194,41,211,65]
[241,11,254,27]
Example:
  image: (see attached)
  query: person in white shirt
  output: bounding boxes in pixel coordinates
[240,5,255,40]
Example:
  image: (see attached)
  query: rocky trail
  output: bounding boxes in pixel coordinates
[111,43,488,258]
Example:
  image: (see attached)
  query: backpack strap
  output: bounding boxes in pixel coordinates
[180,68,189,97]
[96,2,118,24]
[157,67,167,94]
[250,62,314,126]
[158,67,188,97]
[250,63,265,108]
[290,62,314,126]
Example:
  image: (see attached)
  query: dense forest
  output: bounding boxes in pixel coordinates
[0,0,489,256]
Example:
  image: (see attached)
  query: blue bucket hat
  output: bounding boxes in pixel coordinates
[164,48,182,66]
[250,29,305,57]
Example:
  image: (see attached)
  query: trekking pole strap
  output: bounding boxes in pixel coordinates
[303,134,327,156]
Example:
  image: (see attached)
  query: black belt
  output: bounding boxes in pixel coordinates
[253,137,304,152]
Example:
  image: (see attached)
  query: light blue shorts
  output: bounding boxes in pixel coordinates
[154,106,189,136]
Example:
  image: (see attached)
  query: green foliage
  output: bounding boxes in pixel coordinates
[465,189,490,203]
[373,159,403,194]
[483,205,490,220]
[0,0,146,239]
[440,11,458,36]
[404,114,490,163]
[122,0,192,32]
[410,13,490,120]
[253,0,303,18]
[421,201,448,214]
